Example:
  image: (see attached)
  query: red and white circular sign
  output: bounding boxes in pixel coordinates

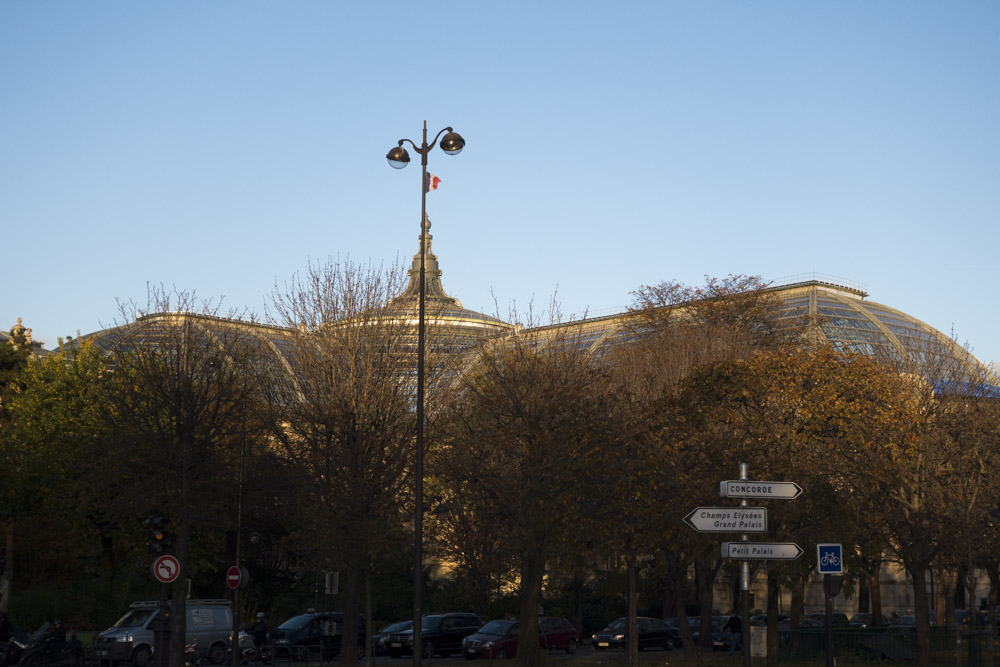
[226,565,243,590]
[152,555,180,584]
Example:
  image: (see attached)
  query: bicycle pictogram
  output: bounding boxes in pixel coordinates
[820,551,840,567]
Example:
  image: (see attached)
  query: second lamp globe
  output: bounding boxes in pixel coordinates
[439,130,465,155]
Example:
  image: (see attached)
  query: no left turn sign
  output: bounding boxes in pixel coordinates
[152,554,180,584]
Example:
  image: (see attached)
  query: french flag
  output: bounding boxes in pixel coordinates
[424,172,441,193]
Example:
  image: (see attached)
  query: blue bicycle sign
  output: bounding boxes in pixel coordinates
[817,543,844,574]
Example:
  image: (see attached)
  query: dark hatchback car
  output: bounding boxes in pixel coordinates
[461,617,579,659]
[271,611,367,661]
[388,613,483,658]
[373,621,412,655]
[592,617,681,651]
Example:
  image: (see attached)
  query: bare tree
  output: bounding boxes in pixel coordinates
[264,258,425,665]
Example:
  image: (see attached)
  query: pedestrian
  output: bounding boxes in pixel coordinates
[252,613,268,647]
[48,618,67,662]
[722,611,742,656]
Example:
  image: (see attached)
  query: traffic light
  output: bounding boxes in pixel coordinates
[145,515,170,554]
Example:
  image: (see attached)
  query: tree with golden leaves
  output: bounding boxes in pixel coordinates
[671,346,925,665]
[433,328,615,667]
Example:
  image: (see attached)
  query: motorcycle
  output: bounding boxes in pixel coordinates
[1,629,30,667]
[184,643,201,667]
[12,623,83,667]
[238,631,272,665]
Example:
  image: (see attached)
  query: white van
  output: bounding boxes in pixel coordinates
[93,599,233,666]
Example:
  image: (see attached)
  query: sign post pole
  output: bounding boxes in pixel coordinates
[151,555,180,667]
[739,463,750,667]
[817,544,844,667]
[687,465,804,663]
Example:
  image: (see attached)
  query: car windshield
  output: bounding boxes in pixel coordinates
[608,619,626,630]
[381,621,411,634]
[279,615,316,631]
[114,609,157,629]
[421,617,444,631]
[478,621,514,636]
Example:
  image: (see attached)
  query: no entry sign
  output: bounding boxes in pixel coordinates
[226,565,248,590]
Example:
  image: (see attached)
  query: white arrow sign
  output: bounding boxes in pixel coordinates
[684,507,767,533]
[722,542,803,560]
[719,480,803,499]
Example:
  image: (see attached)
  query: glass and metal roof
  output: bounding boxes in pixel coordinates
[517,278,997,392]
[80,216,996,398]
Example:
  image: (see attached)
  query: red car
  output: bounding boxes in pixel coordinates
[462,617,578,659]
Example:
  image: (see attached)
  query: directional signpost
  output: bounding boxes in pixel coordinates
[684,507,767,533]
[722,542,803,560]
[684,464,804,667]
[720,480,803,500]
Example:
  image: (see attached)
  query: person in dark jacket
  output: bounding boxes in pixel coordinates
[722,612,742,656]
[47,619,67,662]
[251,613,269,647]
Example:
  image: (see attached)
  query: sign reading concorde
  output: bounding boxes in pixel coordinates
[720,480,803,500]
[684,507,767,533]
[722,542,803,561]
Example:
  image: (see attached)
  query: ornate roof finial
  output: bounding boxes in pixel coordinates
[390,213,462,308]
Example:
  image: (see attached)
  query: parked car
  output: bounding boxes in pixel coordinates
[749,614,789,626]
[850,613,890,628]
[93,599,232,667]
[461,617,578,659]
[890,612,936,628]
[778,617,824,630]
[387,613,483,659]
[373,621,411,656]
[689,616,728,648]
[270,611,366,661]
[804,612,851,627]
[591,617,681,651]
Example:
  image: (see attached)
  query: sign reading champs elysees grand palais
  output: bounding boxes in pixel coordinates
[683,507,767,533]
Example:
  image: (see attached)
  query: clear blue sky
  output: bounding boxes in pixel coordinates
[3,2,998,368]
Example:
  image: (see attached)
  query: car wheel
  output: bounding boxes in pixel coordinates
[494,649,507,660]
[132,646,153,667]
[422,641,435,660]
[664,637,676,651]
[207,643,227,664]
[356,643,366,661]
[291,646,309,662]
[564,639,577,655]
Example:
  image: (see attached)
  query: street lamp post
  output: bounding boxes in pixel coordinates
[386,121,465,667]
